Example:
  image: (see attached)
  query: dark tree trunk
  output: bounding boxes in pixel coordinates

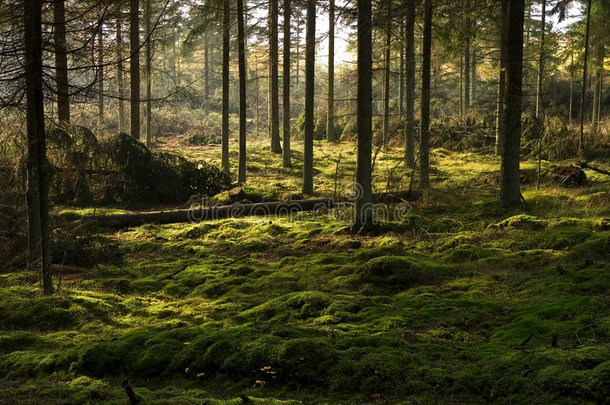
[569,51,573,125]
[579,0,592,154]
[404,0,415,168]
[130,0,140,140]
[495,0,507,155]
[399,24,404,116]
[592,40,604,132]
[463,37,470,113]
[500,0,524,208]
[535,0,546,119]
[269,0,282,153]
[419,0,432,189]
[354,0,373,229]
[222,0,230,175]
[382,0,391,148]
[98,12,104,133]
[470,45,477,107]
[204,30,210,117]
[282,0,292,167]
[117,9,126,133]
[302,0,315,195]
[326,0,336,142]
[54,0,70,126]
[237,0,247,183]
[24,0,53,294]
[145,0,152,146]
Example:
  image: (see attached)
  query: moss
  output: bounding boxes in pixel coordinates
[493,214,549,230]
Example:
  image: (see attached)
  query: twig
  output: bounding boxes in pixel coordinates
[121,379,139,404]
[160,264,188,281]
[226,253,250,266]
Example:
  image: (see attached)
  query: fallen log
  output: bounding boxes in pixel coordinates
[578,161,610,177]
[80,191,421,228]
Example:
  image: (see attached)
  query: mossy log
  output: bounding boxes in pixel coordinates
[81,191,421,228]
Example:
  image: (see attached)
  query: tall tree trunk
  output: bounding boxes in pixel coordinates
[282,0,292,166]
[354,0,373,229]
[98,12,104,134]
[592,40,604,132]
[117,10,126,133]
[500,0,524,208]
[495,0,508,155]
[302,0,315,195]
[54,0,70,126]
[326,0,336,142]
[222,0,230,175]
[204,30,210,117]
[419,0,432,189]
[130,0,140,140]
[237,0,247,183]
[463,37,470,113]
[569,51,573,125]
[296,14,300,86]
[145,0,152,146]
[24,0,53,294]
[399,24,404,116]
[382,0,391,149]
[470,45,477,107]
[404,0,415,168]
[579,0,592,154]
[269,0,282,153]
[535,0,546,119]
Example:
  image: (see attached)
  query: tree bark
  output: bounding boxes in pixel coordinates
[24,0,53,294]
[404,0,415,168]
[282,0,292,167]
[204,30,210,117]
[130,0,140,140]
[592,40,604,132]
[382,0,391,149]
[54,0,70,126]
[399,24,404,116]
[237,0,247,183]
[98,12,104,134]
[117,9,126,133]
[269,0,282,153]
[470,45,477,107]
[302,0,315,195]
[569,51,573,125]
[500,0,524,208]
[579,0,592,154]
[354,0,373,229]
[222,0,230,175]
[463,37,470,113]
[326,0,337,142]
[535,0,546,119]
[419,0,432,189]
[495,0,507,155]
[145,0,152,146]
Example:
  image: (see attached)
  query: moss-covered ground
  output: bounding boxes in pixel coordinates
[2,135,610,404]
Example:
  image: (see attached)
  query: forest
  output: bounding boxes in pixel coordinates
[0,0,609,403]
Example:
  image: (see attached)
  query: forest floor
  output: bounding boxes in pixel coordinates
[1,133,610,404]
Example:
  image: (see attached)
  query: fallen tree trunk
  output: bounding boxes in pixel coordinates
[80,191,421,228]
[578,161,610,177]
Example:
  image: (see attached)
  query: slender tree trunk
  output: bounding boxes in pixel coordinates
[535,0,546,119]
[592,40,604,132]
[98,13,104,133]
[470,45,477,107]
[117,10,126,133]
[354,0,373,229]
[404,0,415,168]
[463,37,470,113]
[296,15,300,86]
[495,0,508,155]
[54,0,70,126]
[204,30,210,117]
[579,0,592,154]
[222,0,230,175]
[24,0,53,294]
[382,0,391,149]
[326,0,336,142]
[269,0,282,153]
[145,0,152,146]
[500,0,524,208]
[399,24,404,116]
[130,0,140,139]
[302,0,315,195]
[569,51,573,125]
[419,0,432,189]
[282,0,292,166]
[459,52,463,115]
[238,0,247,183]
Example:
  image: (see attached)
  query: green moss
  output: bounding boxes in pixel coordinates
[493,214,549,230]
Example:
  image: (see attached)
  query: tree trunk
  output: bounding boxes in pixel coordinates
[302,0,315,195]
[145,0,152,146]
[326,0,336,142]
[98,12,104,134]
[535,0,546,119]
[500,0,524,208]
[24,0,53,294]
[282,0,292,167]
[470,45,477,107]
[419,0,432,189]
[130,0,140,140]
[204,30,210,117]
[269,0,282,153]
[404,0,415,168]
[579,0,592,154]
[54,0,70,126]
[222,0,230,175]
[382,0,391,149]
[495,0,508,155]
[399,24,404,116]
[237,0,247,183]
[569,51,573,125]
[354,0,373,229]
[592,40,604,132]
[117,10,126,133]
[463,37,470,113]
